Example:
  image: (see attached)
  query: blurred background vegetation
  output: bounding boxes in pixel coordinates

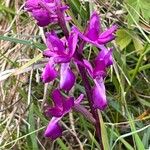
[0,0,150,149]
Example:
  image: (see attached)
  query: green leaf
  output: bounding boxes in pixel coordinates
[126,0,150,26]
[132,37,144,51]
[0,35,46,50]
[116,29,132,50]
[98,111,110,150]
[136,97,150,107]
[116,29,144,51]
[126,0,140,27]
[67,0,88,20]
[57,138,69,150]
[127,113,145,150]
[28,104,39,150]
[88,131,101,149]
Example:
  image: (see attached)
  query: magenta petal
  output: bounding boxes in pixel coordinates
[60,63,76,91]
[46,33,65,54]
[44,117,62,140]
[45,106,62,118]
[51,89,64,107]
[95,47,113,67]
[25,0,39,11]
[86,12,100,41]
[63,97,74,113]
[32,9,52,27]
[104,48,113,67]
[98,35,115,44]
[41,60,57,83]
[95,46,108,61]
[73,26,103,48]
[75,94,84,105]
[83,59,93,77]
[100,25,118,38]
[43,49,56,57]
[47,107,63,117]
[93,60,106,78]
[68,29,78,57]
[92,79,107,110]
[54,55,71,63]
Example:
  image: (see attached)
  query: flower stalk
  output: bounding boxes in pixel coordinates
[77,53,104,149]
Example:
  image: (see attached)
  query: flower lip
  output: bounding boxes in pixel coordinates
[44,90,84,140]
[60,63,76,91]
[92,78,108,110]
[41,58,57,83]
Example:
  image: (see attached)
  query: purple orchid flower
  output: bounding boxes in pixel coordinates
[73,12,117,48]
[42,29,78,91]
[76,46,113,110]
[82,46,113,79]
[25,0,69,27]
[44,89,84,140]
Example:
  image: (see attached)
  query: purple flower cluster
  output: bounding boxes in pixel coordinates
[25,0,69,26]
[25,0,117,140]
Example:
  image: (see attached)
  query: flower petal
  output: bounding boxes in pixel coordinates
[25,0,40,11]
[73,26,103,49]
[83,59,93,77]
[95,47,113,67]
[86,12,100,41]
[41,59,57,83]
[63,97,74,113]
[74,94,84,105]
[92,78,107,110]
[68,28,78,57]
[51,89,64,108]
[46,107,63,117]
[44,117,62,140]
[46,32,65,54]
[54,55,71,63]
[43,49,56,57]
[93,60,106,78]
[32,9,52,27]
[104,48,113,67]
[99,25,118,39]
[60,63,76,91]
[98,35,115,44]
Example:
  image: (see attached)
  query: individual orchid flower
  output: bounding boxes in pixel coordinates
[25,0,69,27]
[43,29,78,63]
[42,29,78,91]
[44,89,84,140]
[73,12,117,48]
[76,46,113,110]
[82,46,113,79]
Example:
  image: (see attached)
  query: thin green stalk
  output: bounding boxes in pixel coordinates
[126,43,149,93]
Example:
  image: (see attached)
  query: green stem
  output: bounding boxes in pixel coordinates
[126,43,149,93]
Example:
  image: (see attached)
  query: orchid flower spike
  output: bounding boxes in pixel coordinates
[44,89,84,140]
